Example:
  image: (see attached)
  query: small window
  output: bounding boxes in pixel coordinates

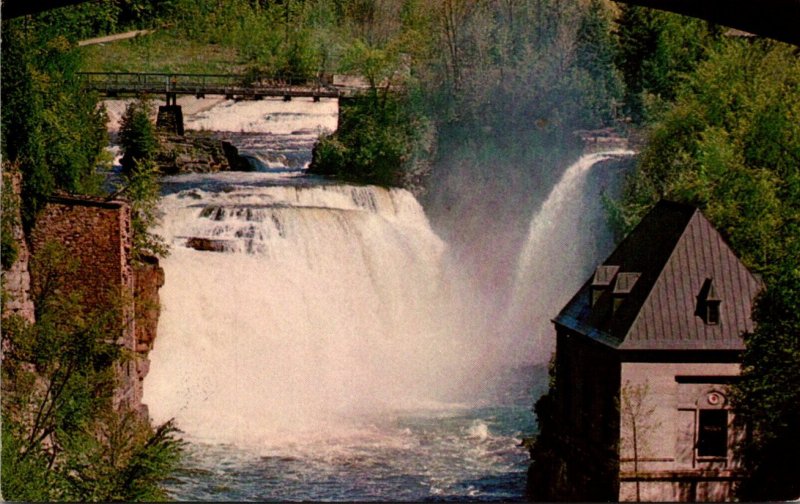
[697,409,728,457]
[707,302,720,325]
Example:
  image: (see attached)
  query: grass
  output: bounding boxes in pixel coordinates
[79,28,245,74]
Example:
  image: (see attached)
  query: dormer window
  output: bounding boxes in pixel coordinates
[707,301,720,325]
[696,278,722,325]
[612,272,640,314]
[591,265,619,306]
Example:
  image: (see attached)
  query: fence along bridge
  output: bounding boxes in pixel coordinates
[78,72,341,104]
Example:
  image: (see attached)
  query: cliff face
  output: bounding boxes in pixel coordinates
[133,257,165,418]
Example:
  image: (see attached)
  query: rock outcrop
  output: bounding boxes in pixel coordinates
[1,169,35,323]
[222,140,256,171]
[133,255,165,419]
[185,237,231,252]
[156,131,232,174]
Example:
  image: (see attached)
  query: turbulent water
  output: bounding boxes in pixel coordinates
[142,97,629,501]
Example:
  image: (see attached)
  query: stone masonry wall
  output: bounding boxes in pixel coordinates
[1,169,35,323]
[29,195,149,413]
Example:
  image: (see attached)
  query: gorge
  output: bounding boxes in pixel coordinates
[138,96,633,500]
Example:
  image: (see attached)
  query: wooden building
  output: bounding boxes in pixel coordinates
[547,200,762,501]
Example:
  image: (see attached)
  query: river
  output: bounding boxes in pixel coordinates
[141,97,631,501]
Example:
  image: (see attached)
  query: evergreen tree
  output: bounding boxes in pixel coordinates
[119,99,159,173]
[615,6,714,123]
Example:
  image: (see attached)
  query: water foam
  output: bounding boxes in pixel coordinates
[144,175,480,444]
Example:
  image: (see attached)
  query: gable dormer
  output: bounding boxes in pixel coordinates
[696,277,722,325]
[591,265,619,307]
[612,272,641,315]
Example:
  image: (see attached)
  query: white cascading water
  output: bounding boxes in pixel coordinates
[504,150,634,358]
[144,174,481,445]
[144,150,632,447]
[139,96,634,499]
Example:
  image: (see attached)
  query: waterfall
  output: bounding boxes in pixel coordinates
[504,150,634,358]
[143,149,632,447]
[143,174,479,445]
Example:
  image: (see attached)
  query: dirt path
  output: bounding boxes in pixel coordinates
[78,29,154,47]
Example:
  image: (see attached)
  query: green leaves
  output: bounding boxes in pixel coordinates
[119,99,159,173]
[127,159,169,260]
[1,19,108,229]
[617,40,800,278]
[310,93,433,188]
[613,33,800,501]
[117,100,169,260]
[733,266,800,500]
[2,242,182,501]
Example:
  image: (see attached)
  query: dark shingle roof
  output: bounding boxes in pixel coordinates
[554,201,762,351]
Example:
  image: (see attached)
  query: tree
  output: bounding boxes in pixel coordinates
[610,40,800,279]
[1,18,108,228]
[619,380,660,502]
[310,92,434,188]
[1,242,181,501]
[124,159,169,260]
[615,6,714,123]
[575,0,623,126]
[119,99,159,174]
[732,264,800,501]
[116,100,169,260]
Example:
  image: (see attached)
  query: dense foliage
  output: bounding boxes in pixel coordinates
[610,33,800,500]
[1,243,182,501]
[733,265,800,501]
[117,99,169,259]
[1,19,109,229]
[615,5,718,123]
[310,92,434,188]
[119,99,159,174]
[612,41,800,279]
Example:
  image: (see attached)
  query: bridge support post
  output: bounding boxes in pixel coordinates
[156,105,184,136]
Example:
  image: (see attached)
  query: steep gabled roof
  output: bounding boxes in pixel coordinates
[554,200,762,351]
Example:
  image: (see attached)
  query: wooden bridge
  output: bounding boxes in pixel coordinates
[77,72,341,104]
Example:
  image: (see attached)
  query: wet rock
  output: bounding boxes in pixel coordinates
[222,141,255,171]
[157,131,231,174]
[185,237,230,252]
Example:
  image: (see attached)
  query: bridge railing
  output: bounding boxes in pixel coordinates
[77,72,333,97]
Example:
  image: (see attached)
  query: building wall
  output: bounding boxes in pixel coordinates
[31,196,133,315]
[618,361,742,502]
[553,328,621,501]
[30,196,140,408]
